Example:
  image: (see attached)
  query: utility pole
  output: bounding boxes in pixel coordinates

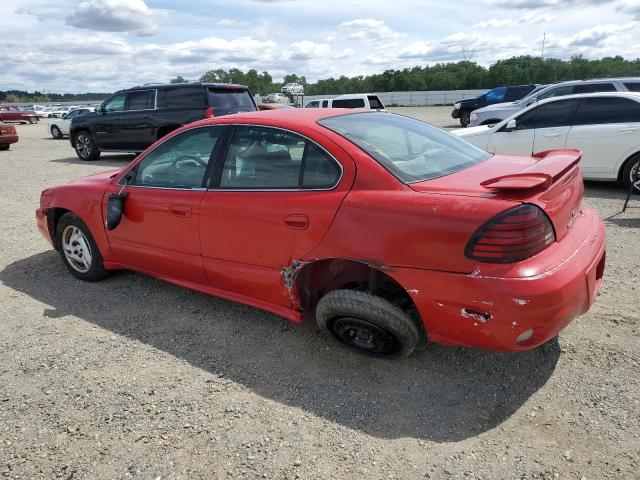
[541,32,547,61]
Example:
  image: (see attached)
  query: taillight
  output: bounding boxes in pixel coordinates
[204,107,215,118]
[465,204,556,263]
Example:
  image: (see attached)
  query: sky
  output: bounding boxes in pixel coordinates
[1,0,640,93]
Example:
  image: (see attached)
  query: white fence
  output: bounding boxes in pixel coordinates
[298,89,487,107]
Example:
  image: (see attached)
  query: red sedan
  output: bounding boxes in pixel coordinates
[36,109,606,357]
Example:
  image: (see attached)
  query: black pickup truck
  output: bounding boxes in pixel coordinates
[70,82,257,161]
[452,84,537,127]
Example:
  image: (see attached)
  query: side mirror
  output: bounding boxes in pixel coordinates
[96,105,104,114]
[505,119,517,132]
[106,192,128,230]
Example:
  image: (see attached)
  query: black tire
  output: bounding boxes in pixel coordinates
[28,116,38,124]
[460,110,471,127]
[315,289,421,358]
[55,212,108,282]
[622,155,640,193]
[73,131,101,161]
[51,125,63,139]
[0,144,9,151]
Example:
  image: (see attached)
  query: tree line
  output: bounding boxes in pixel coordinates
[5,55,640,103]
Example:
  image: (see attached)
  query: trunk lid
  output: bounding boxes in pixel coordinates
[410,149,584,241]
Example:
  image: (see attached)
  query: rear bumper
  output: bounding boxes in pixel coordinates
[389,207,606,352]
[0,134,18,145]
[451,108,461,119]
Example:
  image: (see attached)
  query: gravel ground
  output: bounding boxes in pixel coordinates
[0,108,639,480]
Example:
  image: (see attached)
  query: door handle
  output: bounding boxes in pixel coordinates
[169,205,191,217]
[544,132,563,138]
[284,214,309,230]
[619,127,638,134]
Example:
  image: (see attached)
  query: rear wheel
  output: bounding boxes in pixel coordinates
[622,155,640,193]
[55,212,108,281]
[460,111,471,127]
[74,131,100,161]
[0,144,9,151]
[315,289,420,358]
[51,125,63,139]
[28,116,38,124]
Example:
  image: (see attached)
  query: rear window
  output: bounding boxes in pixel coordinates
[572,83,616,94]
[574,97,640,125]
[208,88,255,110]
[332,98,365,108]
[624,82,640,92]
[319,112,491,183]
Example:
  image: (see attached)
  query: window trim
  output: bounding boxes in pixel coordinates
[117,125,227,191]
[125,89,158,112]
[207,124,344,192]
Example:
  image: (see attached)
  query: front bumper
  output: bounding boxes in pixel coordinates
[36,208,54,247]
[389,207,606,351]
[451,108,461,119]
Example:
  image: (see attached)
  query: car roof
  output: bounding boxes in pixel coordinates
[120,82,250,93]
[536,91,640,105]
[192,108,370,128]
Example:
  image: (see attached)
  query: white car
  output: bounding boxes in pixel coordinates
[281,83,304,95]
[453,92,640,190]
[49,107,94,139]
[305,94,385,110]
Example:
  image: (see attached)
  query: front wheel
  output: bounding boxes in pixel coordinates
[74,131,101,161]
[28,117,38,124]
[0,144,9,151]
[459,111,471,127]
[55,212,108,281]
[622,156,640,193]
[51,125,63,139]
[315,289,421,358]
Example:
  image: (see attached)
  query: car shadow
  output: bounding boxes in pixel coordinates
[49,155,135,167]
[0,251,560,443]
[583,181,629,200]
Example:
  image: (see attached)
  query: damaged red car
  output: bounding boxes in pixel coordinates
[36,110,606,357]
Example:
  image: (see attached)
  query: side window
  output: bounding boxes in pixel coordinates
[103,93,126,112]
[66,110,81,119]
[368,96,384,109]
[219,126,340,189]
[537,86,573,101]
[574,97,640,125]
[133,127,222,189]
[572,83,616,94]
[127,90,155,110]
[160,87,206,109]
[332,98,366,108]
[306,101,319,108]
[485,87,507,103]
[624,82,640,92]
[322,100,329,108]
[515,99,578,130]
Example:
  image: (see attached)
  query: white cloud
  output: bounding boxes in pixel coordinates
[339,18,403,43]
[216,18,250,27]
[65,0,159,36]
[284,41,331,61]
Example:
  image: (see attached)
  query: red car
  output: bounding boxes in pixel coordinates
[0,106,38,124]
[0,122,19,150]
[36,110,606,357]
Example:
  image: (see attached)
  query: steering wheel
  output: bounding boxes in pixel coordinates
[171,154,208,169]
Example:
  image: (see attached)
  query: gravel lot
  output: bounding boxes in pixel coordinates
[1,107,639,480]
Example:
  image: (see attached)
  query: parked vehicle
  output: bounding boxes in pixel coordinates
[0,106,39,124]
[37,109,605,357]
[454,92,640,191]
[452,84,537,127]
[49,107,94,139]
[469,78,640,127]
[304,94,385,110]
[69,82,257,161]
[265,93,290,104]
[257,103,295,110]
[49,106,74,118]
[0,122,19,150]
[281,83,304,95]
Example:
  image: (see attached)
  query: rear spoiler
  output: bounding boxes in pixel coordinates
[481,149,582,192]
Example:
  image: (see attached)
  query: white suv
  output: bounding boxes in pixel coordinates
[305,94,385,110]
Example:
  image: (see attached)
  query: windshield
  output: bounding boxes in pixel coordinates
[517,85,546,103]
[318,112,491,183]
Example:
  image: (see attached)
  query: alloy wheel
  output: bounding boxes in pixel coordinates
[61,225,93,273]
[76,134,92,159]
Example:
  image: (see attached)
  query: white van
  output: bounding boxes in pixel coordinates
[305,94,385,110]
